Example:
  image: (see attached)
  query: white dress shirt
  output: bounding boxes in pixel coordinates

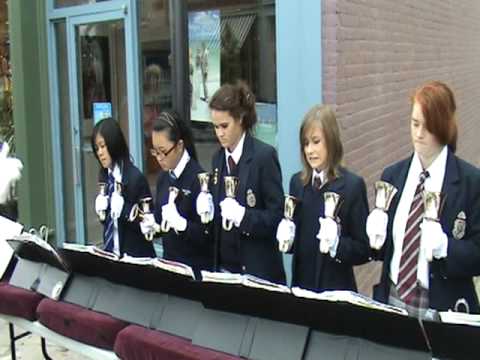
[390,146,447,289]
[225,132,246,174]
[172,149,191,179]
[108,163,121,256]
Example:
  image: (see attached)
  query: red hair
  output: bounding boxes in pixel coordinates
[412,81,458,152]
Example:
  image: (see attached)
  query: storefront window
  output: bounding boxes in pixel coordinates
[54,0,112,8]
[187,0,277,171]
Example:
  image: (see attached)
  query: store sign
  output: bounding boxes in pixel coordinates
[93,102,112,124]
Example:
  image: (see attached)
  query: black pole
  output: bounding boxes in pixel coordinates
[169,0,190,123]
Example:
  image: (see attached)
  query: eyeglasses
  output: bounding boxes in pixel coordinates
[150,143,177,159]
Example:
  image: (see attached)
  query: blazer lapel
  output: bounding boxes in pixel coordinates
[440,150,460,226]
[237,134,254,205]
[212,149,225,202]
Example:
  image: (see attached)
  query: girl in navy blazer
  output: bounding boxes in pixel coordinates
[140,111,213,274]
[276,105,370,292]
[92,117,155,258]
[201,82,286,284]
[368,81,480,315]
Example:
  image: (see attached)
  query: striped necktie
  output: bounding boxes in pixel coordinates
[397,170,429,305]
[104,172,115,252]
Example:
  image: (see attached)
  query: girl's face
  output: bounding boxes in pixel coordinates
[95,134,113,169]
[151,130,183,171]
[303,124,328,172]
[211,110,244,152]
[410,101,442,160]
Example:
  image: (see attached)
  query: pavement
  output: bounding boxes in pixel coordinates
[0,319,85,360]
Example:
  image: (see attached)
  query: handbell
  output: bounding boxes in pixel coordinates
[374,181,397,211]
[161,187,180,232]
[114,181,123,195]
[97,182,107,221]
[422,191,446,222]
[283,195,298,221]
[139,197,155,241]
[323,192,343,220]
[197,172,211,193]
[223,176,239,231]
[198,172,212,224]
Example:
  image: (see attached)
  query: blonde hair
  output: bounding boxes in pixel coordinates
[299,105,343,185]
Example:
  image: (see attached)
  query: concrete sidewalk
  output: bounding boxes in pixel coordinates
[0,319,85,360]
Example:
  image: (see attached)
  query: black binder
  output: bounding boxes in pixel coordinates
[423,318,480,360]
[7,235,70,300]
[198,281,430,354]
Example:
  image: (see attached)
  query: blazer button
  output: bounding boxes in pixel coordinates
[242,265,246,272]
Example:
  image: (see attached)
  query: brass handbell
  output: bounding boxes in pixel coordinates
[161,186,180,232]
[97,182,107,221]
[197,172,212,224]
[139,197,155,241]
[223,176,239,231]
[422,191,446,222]
[374,181,397,211]
[323,192,343,220]
[284,195,298,221]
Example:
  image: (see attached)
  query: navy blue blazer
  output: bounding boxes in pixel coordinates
[289,168,370,292]
[210,134,286,284]
[373,150,480,313]
[98,161,156,258]
[153,157,213,274]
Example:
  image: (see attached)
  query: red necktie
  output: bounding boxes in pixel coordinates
[397,170,429,305]
[228,155,237,176]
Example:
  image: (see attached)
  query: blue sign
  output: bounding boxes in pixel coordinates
[93,102,112,124]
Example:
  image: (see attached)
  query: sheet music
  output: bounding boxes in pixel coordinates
[9,232,69,271]
[439,311,480,327]
[0,216,23,278]
[200,271,291,293]
[152,258,195,279]
[62,243,120,261]
[292,287,408,316]
[120,254,154,265]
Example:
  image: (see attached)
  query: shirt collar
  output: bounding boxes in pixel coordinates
[172,149,191,179]
[225,132,246,165]
[312,168,326,187]
[412,145,448,180]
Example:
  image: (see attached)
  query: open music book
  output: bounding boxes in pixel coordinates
[291,287,408,316]
[62,243,120,261]
[200,271,291,294]
[439,311,480,327]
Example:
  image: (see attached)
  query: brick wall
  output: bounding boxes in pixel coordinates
[323,0,480,295]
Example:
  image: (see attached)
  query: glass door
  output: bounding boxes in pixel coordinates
[58,2,142,245]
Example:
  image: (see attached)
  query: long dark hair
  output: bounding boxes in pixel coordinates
[152,111,198,160]
[209,81,257,132]
[91,117,131,167]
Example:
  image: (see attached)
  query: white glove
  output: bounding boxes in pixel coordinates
[0,143,23,204]
[110,191,124,220]
[161,203,187,232]
[196,192,214,222]
[140,213,160,235]
[95,194,109,218]
[220,197,246,227]
[317,217,339,257]
[276,218,296,252]
[420,220,448,262]
[366,208,388,250]
[112,165,122,182]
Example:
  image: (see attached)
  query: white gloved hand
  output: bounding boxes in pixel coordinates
[220,197,246,227]
[140,213,160,235]
[196,192,214,222]
[112,165,122,183]
[161,203,187,232]
[0,143,23,204]
[420,220,448,262]
[95,194,109,218]
[366,208,388,250]
[276,218,296,252]
[317,217,339,257]
[110,191,124,220]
